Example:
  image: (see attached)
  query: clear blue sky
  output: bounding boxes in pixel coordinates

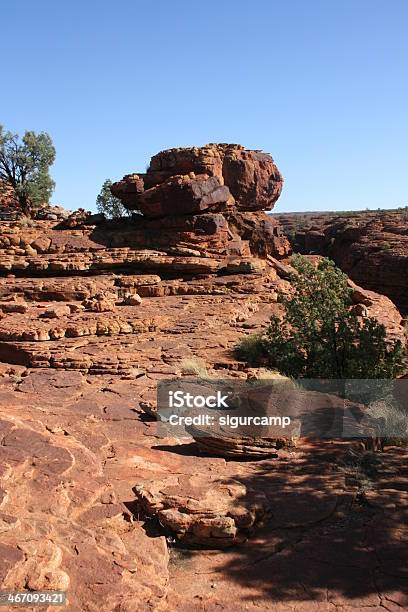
[2,0,407,212]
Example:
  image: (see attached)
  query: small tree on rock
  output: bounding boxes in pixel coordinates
[246,256,405,379]
[96,179,128,219]
[0,125,56,215]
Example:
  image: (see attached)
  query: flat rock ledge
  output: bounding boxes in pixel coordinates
[186,428,296,459]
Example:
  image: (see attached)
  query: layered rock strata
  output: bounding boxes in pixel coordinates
[0,146,406,609]
[111,143,290,260]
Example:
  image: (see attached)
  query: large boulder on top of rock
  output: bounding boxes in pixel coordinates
[111,143,283,213]
[148,144,225,181]
[147,144,283,211]
[108,143,290,260]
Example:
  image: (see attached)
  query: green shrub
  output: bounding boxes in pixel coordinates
[96,179,129,219]
[0,125,55,215]
[239,256,406,379]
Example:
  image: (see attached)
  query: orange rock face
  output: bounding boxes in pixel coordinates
[113,144,283,212]
[111,143,289,261]
[135,173,232,218]
[0,148,406,610]
[146,143,283,211]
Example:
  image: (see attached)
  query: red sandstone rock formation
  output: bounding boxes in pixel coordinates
[0,181,17,204]
[135,173,232,218]
[0,147,406,609]
[113,144,283,211]
[147,144,283,211]
[111,143,290,261]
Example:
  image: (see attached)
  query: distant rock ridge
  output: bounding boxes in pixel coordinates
[275,210,408,311]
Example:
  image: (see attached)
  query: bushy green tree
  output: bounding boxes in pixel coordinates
[260,256,405,378]
[96,179,128,219]
[0,125,55,215]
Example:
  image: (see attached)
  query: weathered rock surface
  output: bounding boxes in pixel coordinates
[227,210,290,258]
[134,475,268,547]
[113,143,283,212]
[0,220,226,275]
[111,143,290,261]
[167,443,408,611]
[0,373,170,610]
[109,173,145,207]
[0,147,406,609]
[135,173,232,218]
[1,368,406,609]
[0,181,19,219]
[187,429,294,459]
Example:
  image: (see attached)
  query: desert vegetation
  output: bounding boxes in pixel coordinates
[236,255,406,379]
[96,178,129,219]
[0,124,55,215]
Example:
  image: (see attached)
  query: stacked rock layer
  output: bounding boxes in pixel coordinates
[111,143,290,260]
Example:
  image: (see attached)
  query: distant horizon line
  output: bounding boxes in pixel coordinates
[270,205,408,216]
